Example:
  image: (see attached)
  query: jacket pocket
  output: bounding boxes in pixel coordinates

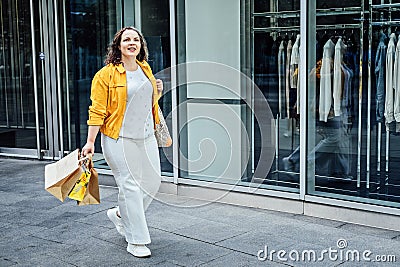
[109,83,126,106]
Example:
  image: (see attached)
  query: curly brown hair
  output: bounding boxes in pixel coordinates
[104,26,148,65]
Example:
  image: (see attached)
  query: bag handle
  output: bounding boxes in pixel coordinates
[78,152,92,163]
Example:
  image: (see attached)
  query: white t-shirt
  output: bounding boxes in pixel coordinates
[119,66,154,139]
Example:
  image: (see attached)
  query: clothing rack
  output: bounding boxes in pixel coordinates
[253,24,361,33]
[371,21,400,26]
[371,3,400,9]
[319,23,364,188]
[252,26,299,33]
[369,2,400,189]
[253,7,363,18]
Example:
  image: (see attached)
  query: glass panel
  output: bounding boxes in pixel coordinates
[0,0,40,149]
[65,0,118,168]
[253,0,301,192]
[175,0,283,191]
[140,0,173,175]
[176,0,249,185]
[307,0,400,208]
[306,1,362,196]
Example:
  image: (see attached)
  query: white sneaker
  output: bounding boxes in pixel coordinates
[107,207,125,236]
[127,244,151,258]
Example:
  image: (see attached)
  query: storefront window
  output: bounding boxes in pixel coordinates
[252,0,301,192]
[306,0,400,208]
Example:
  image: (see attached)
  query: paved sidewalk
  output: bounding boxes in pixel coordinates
[1,157,400,266]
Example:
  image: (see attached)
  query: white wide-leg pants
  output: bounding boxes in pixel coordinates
[101,133,161,244]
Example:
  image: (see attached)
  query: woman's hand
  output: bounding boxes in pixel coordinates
[156,79,163,93]
[81,141,94,157]
[82,125,100,157]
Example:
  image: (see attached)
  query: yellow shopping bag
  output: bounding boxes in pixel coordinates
[78,158,100,206]
[68,161,91,201]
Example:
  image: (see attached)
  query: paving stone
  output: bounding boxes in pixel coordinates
[30,221,109,245]
[0,257,18,266]
[98,191,119,203]
[0,223,47,240]
[0,235,72,264]
[58,200,115,214]
[146,260,185,267]
[76,209,116,229]
[179,204,285,229]
[99,186,120,200]
[292,214,345,228]
[13,194,65,210]
[148,227,186,251]
[153,193,194,206]
[177,219,250,243]
[338,223,400,239]
[5,208,57,226]
[148,199,226,217]
[0,182,42,197]
[147,209,211,232]
[176,197,221,208]
[216,229,294,256]
[0,205,19,224]
[0,222,10,230]
[34,211,89,229]
[45,200,101,215]
[12,256,76,267]
[256,208,298,219]
[58,236,167,267]
[393,235,400,241]
[151,238,232,266]
[251,219,379,249]
[0,191,31,205]
[200,251,287,267]
[95,228,128,246]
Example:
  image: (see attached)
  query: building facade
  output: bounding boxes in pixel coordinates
[1,0,400,230]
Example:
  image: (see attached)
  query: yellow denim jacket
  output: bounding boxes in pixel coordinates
[87,60,161,139]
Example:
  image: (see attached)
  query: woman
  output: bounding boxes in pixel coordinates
[82,26,163,258]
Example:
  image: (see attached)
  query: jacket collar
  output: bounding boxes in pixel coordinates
[116,64,125,73]
[114,59,149,74]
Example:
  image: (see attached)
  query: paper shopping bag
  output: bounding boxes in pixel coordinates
[78,159,100,206]
[45,149,82,201]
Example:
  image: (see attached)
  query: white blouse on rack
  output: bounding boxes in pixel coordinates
[290,34,301,114]
[290,34,300,89]
[385,33,396,123]
[319,39,335,122]
[393,35,400,122]
[333,37,347,116]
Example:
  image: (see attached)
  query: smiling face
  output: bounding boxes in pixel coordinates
[119,29,141,61]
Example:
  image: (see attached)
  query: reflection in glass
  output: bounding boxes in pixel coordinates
[0,0,39,149]
[65,0,118,168]
[253,0,301,191]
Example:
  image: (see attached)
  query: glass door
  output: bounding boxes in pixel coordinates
[0,0,43,157]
